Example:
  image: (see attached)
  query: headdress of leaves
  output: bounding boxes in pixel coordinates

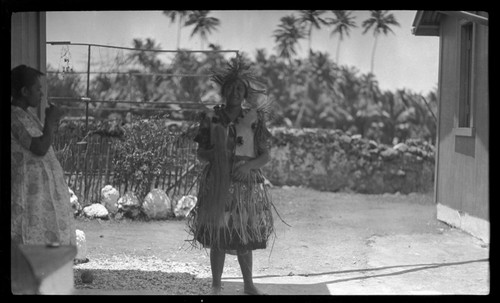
[210,54,281,124]
[210,54,266,99]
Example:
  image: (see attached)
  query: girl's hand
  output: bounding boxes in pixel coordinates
[45,103,63,126]
[233,162,253,181]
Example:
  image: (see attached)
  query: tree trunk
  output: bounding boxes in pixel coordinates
[336,38,342,64]
[176,17,183,49]
[200,35,205,50]
[370,34,379,74]
[294,100,306,128]
[308,25,313,53]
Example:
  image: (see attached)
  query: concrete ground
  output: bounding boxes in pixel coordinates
[219,231,489,295]
[72,187,490,296]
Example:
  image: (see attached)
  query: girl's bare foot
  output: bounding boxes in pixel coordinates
[244,284,266,295]
[211,286,222,295]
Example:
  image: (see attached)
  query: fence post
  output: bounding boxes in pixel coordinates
[85,44,91,131]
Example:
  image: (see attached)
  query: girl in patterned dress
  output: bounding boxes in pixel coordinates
[11,65,76,246]
[187,56,277,295]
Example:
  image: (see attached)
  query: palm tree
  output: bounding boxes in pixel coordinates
[185,10,220,50]
[355,72,382,136]
[254,48,268,66]
[273,15,306,65]
[295,51,339,127]
[359,72,381,104]
[326,10,357,63]
[129,38,164,102]
[361,10,400,74]
[393,89,426,142]
[298,10,328,54]
[130,38,163,72]
[163,10,191,50]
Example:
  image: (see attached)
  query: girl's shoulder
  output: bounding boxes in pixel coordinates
[243,107,258,122]
[197,108,217,120]
[11,105,25,118]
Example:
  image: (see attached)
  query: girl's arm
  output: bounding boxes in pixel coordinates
[232,149,270,180]
[232,115,272,180]
[244,149,271,170]
[12,105,60,156]
[30,104,63,156]
[29,118,57,156]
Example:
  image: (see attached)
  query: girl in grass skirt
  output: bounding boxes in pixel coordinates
[187,55,278,295]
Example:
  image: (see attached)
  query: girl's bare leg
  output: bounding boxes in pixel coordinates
[237,250,265,295]
[210,248,226,295]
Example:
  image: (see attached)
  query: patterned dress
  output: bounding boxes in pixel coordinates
[187,104,275,253]
[11,105,76,245]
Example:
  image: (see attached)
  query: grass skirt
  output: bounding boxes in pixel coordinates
[187,156,275,253]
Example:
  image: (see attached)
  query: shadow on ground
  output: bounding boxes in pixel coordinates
[221,258,489,295]
[73,268,212,295]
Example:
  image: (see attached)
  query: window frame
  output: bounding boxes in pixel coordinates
[454,18,476,137]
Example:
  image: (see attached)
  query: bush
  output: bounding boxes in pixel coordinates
[54,115,200,206]
[111,116,199,201]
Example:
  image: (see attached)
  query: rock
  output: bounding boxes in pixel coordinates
[117,191,140,208]
[174,195,197,218]
[339,134,352,145]
[408,146,419,154]
[368,140,378,148]
[381,148,398,159]
[83,203,109,219]
[101,185,119,214]
[351,134,362,140]
[117,192,142,219]
[75,229,88,262]
[68,187,82,216]
[393,143,409,152]
[142,189,172,220]
[403,151,414,158]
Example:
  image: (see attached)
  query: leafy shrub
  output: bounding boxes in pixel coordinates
[111,115,198,201]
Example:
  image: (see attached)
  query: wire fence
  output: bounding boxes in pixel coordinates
[47,42,237,204]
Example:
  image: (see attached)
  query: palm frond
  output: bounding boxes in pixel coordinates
[254,94,282,124]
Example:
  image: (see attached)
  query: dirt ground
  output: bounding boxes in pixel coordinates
[73,186,490,295]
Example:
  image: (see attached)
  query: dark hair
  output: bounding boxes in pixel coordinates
[11,65,44,98]
[220,78,249,99]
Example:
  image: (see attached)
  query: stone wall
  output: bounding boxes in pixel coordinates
[262,128,435,194]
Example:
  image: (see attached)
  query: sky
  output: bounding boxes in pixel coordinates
[45,10,440,95]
